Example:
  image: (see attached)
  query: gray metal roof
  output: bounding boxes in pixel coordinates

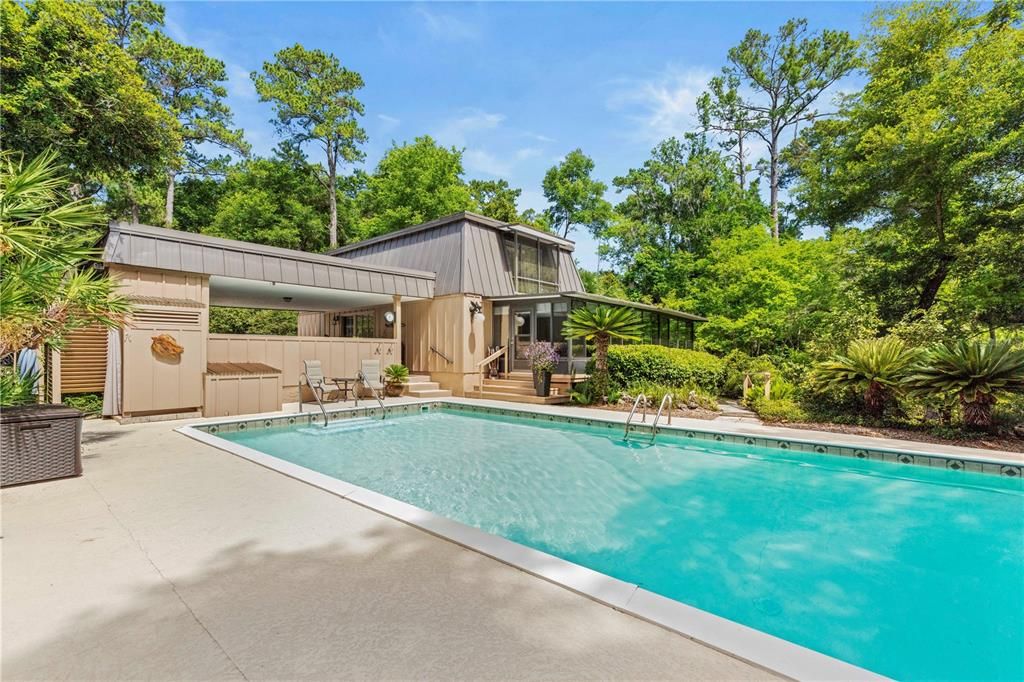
[334,213,584,297]
[102,222,435,299]
[329,211,574,256]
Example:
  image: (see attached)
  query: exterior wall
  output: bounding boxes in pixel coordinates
[400,293,489,396]
[112,266,209,416]
[207,334,398,393]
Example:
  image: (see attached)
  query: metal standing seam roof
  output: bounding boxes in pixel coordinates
[333,212,584,297]
[102,222,436,299]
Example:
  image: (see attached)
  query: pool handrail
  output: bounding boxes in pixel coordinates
[624,394,648,441]
[358,368,385,417]
[650,394,673,443]
[299,371,330,427]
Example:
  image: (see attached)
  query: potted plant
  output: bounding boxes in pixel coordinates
[0,151,130,486]
[383,363,410,397]
[524,342,559,397]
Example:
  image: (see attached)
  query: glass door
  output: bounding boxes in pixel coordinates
[513,308,532,370]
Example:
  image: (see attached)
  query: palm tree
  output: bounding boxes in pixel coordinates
[813,337,919,417]
[562,305,644,399]
[0,149,131,361]
[903,340,1024,430]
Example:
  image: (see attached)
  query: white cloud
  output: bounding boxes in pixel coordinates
[227,63,257,101]
[523,131,555,144]
[464,149,511,177]
[606,66,712,143]
[435,109,505,147]
[413,5,481,42]
[377,114,401,132]
[514,147,543,161]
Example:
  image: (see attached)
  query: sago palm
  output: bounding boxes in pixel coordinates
[903,340,1024,430]
[813,337,918,417]
[562,305,643,397]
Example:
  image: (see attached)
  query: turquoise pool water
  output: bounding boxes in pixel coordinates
[220,409,1024,680]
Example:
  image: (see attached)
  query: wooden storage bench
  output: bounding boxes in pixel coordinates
[203,362,282,417]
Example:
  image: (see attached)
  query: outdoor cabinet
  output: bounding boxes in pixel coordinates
[0,405,83,487]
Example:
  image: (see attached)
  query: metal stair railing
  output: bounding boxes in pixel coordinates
[624,393,648,441]
[357,370,386,419]
[649,394,673,443]
[299,373,330,427]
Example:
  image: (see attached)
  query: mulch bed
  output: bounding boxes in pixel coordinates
[771,421,1024,454]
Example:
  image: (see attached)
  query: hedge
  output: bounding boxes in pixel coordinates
[606,345,726,393]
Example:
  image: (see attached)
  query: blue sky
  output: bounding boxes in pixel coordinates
[164,1,877,268]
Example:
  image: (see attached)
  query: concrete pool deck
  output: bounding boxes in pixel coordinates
[4,397,1017,680]
[2,402,775,681]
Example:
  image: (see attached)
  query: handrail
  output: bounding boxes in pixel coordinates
[650,394,673,443]
[476,345,506,397]
[299,373,330,427]
[624,393,648,441]
[357,370,386,419]
[430,346,453,364]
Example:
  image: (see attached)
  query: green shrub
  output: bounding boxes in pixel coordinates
[63,392,103,416]
[721,350,780,398]
[626,382,719,411]
[750,397,808,423]
[606,345,725,393]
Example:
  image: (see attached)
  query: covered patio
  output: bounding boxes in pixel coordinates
[54,223,436,419]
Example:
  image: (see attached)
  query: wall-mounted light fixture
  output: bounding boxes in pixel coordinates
[469,300,485,322]
[383,310,396,327]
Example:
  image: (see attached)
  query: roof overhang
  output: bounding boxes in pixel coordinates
[102,222,435,300]
[489,292,707,322]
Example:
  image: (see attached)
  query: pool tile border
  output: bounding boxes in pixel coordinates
[177,418,888,682]
[193,400,1021,485]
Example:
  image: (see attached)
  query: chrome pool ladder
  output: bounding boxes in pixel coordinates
[357,370,387,419]
[624,393,648,440]
[649,394,673,443]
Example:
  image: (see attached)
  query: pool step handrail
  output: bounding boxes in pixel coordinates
[650,394,673,443]
[299,371,330,427]
[357,369,387,419]
[624,394,649,441]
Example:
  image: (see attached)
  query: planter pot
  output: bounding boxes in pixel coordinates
[1,404,83,487]
[533,369,552,397]
[384,383,404,397]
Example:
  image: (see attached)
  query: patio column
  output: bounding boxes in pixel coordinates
[393,294,402,363]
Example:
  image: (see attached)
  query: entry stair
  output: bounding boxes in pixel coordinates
[403,374,452,398]
[472,372,571,405]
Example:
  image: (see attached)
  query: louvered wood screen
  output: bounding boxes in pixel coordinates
[59,325,108,394]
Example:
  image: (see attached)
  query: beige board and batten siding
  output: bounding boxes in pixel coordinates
[207,334,398,392]
[401,294,489,396]
[113,266,209,416]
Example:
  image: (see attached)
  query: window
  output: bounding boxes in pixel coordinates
[508,233,559,293]
[338,313,375,338]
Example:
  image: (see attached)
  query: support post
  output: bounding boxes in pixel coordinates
[392,294,402,365]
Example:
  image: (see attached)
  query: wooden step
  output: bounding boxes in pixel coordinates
[407,388,452,398]
[473,390,570,405]
[405,381,441,391]
[483,379,536,390]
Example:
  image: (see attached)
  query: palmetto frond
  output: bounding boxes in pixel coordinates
[562,305,644,342]
[903,340,1024,403]
[813,337,919,392]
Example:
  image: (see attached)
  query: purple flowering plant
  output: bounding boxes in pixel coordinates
[524,341,559,374]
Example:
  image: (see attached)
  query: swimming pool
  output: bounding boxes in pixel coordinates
[193,405,1023,680]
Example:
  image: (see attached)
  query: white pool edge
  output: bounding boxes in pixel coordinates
[177,421,889,682]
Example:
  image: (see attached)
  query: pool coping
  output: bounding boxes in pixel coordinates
[178,402,901,681]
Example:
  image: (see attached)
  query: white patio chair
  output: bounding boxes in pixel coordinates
[358,359,385,400]
[300,360,344,404]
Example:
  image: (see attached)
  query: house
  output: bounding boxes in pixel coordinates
[49,213,703,419]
